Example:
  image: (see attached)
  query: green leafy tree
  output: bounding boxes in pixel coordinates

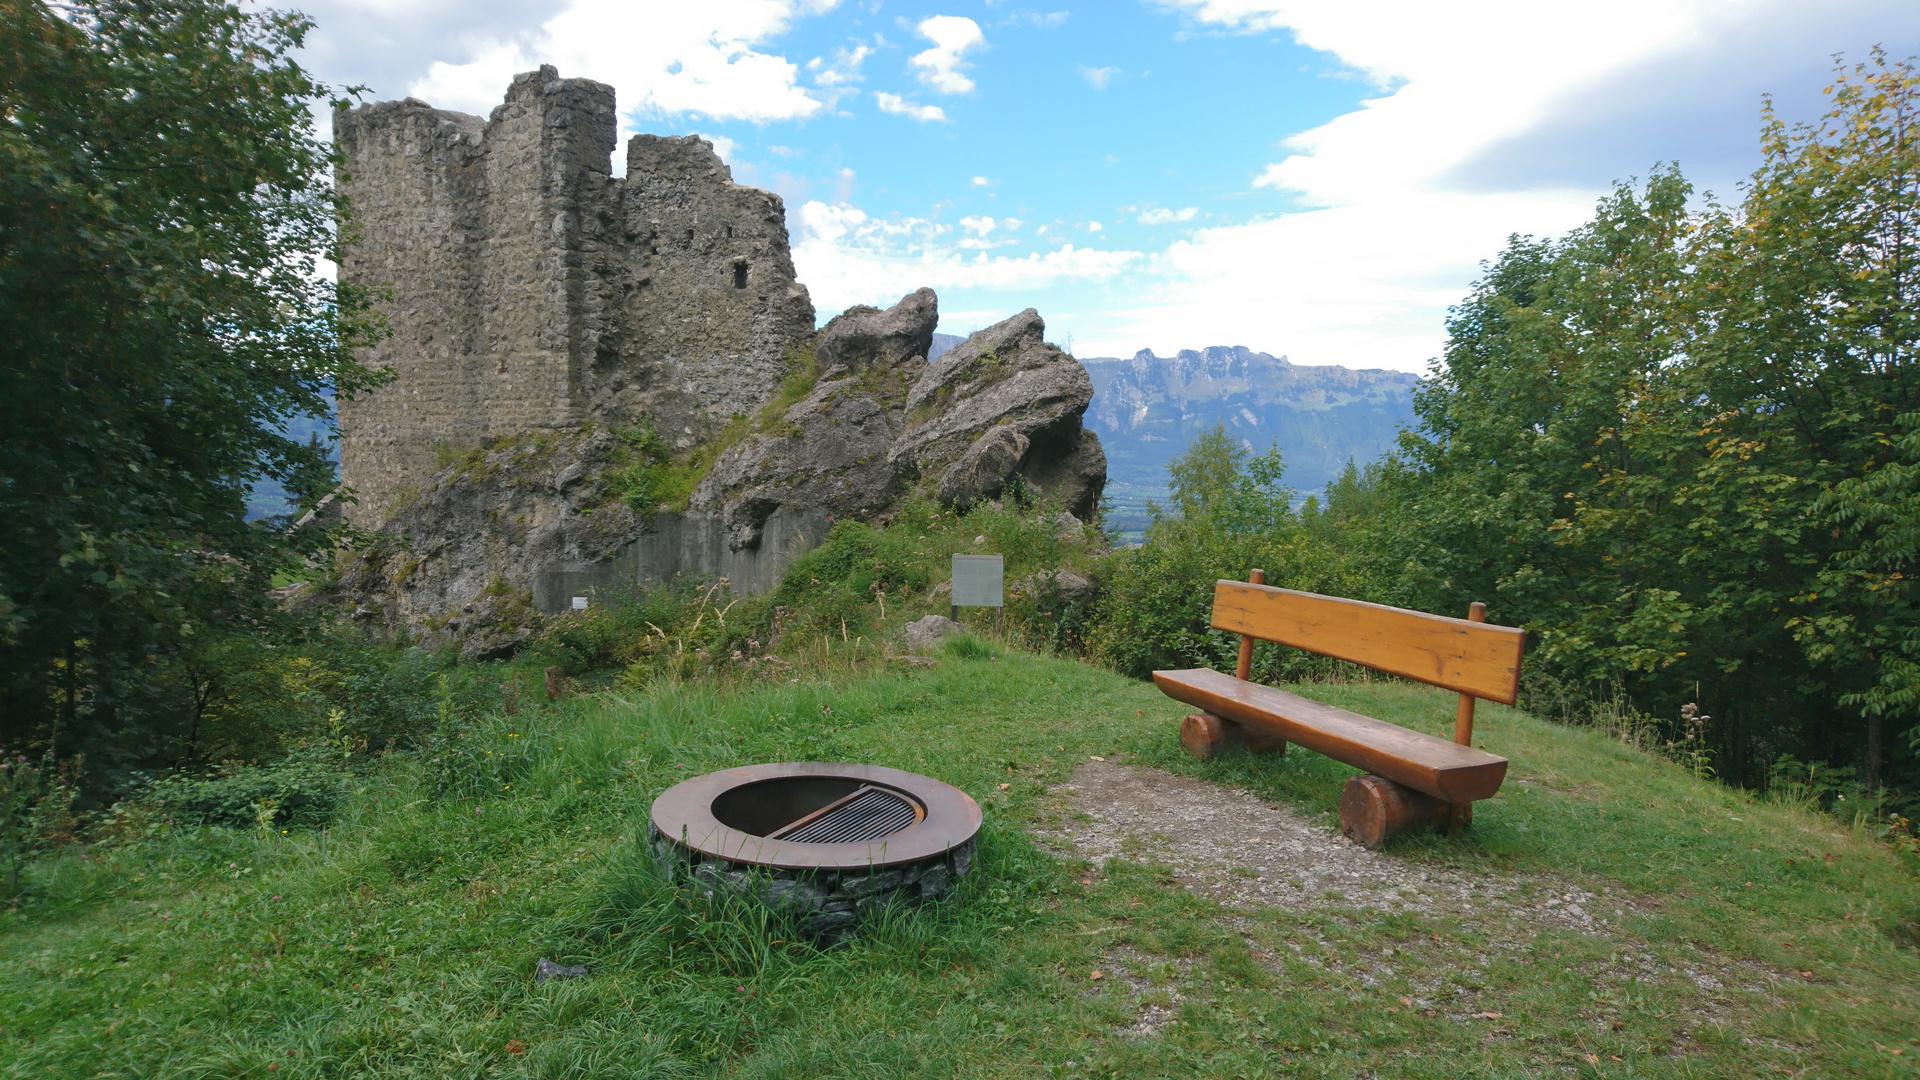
[1399,53,1920,793]
[0,0,386,784]
[1092,425,1415,680]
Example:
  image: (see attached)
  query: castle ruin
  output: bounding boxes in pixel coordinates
[327,69,1105,647]
[332,65,814,526]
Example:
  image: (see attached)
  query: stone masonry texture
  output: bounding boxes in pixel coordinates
[333,66,814,526]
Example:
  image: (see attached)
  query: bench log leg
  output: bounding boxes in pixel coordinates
[1180,712,1287,759]
[1340,775,1460,847]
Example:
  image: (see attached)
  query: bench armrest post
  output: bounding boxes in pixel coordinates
[1235,569,1265,680]
[1453,601,1488,746]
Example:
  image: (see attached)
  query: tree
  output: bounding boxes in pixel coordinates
[1399,53,1920,795]
[0,0,386,785]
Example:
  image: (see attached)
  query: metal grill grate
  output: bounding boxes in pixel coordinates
[771,786,922,844]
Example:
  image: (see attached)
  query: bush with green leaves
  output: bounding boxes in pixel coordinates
[1088,426,1415,681]
[137,748,350,833]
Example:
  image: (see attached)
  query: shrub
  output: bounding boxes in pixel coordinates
[1087,430,1418,681]
[139,748,350,832]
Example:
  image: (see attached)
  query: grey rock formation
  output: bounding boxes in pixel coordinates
[891,308,1105,516]
[901,614,964,652]
[325,431,632,654]
[688,289,936,550]
[332,66,814,526]
[692,296,1106,548]
[324,427,834,649]
[815,286,938,375]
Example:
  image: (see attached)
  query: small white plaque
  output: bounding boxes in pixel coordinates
[571,595,589,611]
[951,554,1004,608]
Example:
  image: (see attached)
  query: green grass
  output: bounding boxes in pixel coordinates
[3,649,1917,1078]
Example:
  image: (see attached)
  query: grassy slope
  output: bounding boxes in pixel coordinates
[2,649,1916,1079]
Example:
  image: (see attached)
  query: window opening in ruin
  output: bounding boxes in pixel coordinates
[726,225,734,239]
[685,228,695,244]
[733,262,748,289]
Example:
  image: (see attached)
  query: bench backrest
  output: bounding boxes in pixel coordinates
[1210,581,1525,705]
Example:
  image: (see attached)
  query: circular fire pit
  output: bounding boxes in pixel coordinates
[650,763,982,941]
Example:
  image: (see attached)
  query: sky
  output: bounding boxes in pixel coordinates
[294,0,1920,374]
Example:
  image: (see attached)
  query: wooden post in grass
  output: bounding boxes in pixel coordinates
[1453,601,1488,746]
[1181,569,1288,760]
[1237,569,1264,679]
[1446,601,1489,834]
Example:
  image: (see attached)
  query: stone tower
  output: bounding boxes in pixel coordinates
[332,66,815,525]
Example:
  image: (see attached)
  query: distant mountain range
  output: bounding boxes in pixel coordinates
[933,333,1420,527]
[1079,346,1420,529]
[253,337,1414,527]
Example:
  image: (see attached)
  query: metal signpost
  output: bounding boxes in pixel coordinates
[950,554,1004,631]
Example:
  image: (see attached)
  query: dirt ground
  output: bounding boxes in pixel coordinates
[1033,760,1784,1039]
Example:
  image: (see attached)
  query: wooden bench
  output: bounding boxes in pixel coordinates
[1152,570,1526,847]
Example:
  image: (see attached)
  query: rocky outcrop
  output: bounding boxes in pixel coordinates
[325,287,1107,653]
[327,430,637,657]
[688,290,936,550]
[691,291,1106,549]
[900,614,964,653]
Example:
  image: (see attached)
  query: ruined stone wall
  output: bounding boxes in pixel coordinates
[333,66,814,525]
[589,136,816,449]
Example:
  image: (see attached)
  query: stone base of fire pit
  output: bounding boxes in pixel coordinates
[649,832,975,940]
[649,762,983,942]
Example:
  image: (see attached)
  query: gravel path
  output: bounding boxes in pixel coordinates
[1035,759,1782,1042]
[1035,760,1619,932]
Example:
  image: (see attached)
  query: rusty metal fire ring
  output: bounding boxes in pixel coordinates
[649,762,982,872]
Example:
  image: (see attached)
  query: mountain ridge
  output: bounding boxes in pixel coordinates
[1077,345,1419,526]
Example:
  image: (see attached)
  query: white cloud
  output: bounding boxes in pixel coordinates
[1086,221,1103,233]
[910,15,986,95]
[792,199,1143,314]
[875,91,947,123]
[1083,192,1592,370]
[698,133,739,163]
[812,43,874,87]
[1097,0,1824,370]
[971,175,991,187]
[796,200,869,244]
[1079,65,1120,90]
[1137,206,1197,225]
[407,1,834,127]
[1161,1,1710,206]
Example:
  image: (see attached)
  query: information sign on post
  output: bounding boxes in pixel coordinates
[950,554,1004,627]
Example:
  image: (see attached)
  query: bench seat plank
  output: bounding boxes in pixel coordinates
[1152,668,1509,803]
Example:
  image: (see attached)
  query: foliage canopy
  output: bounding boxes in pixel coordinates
[1398,52,1920,792]
[0,0,385,781]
